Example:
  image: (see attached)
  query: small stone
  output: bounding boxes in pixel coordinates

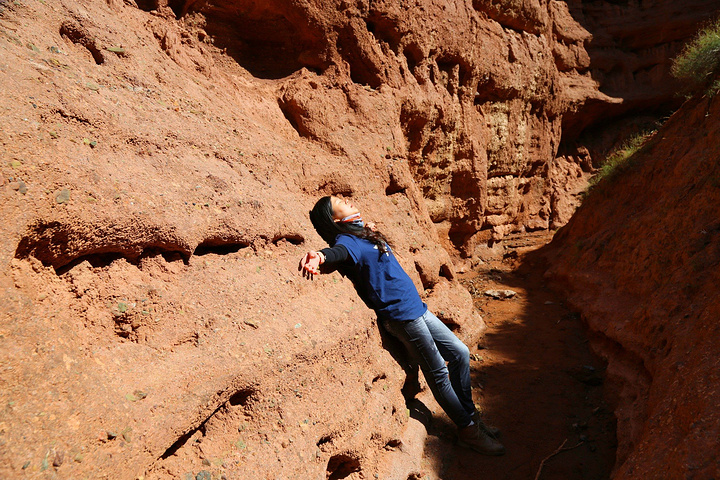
[53,450,64,467]
[202,458,211,466]
[122,427,132,442]
[10,160,21,168]
[18,181,27,194]
[56,188,70,204]
[107,431,117,440]
[22,461,30,469]
[196,471,211,480]
[483,289,517,299]
[106,46,126,54]
[50,46,60,54]
[133,390,147,400]
[73,452,83,463]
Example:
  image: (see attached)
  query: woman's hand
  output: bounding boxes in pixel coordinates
[298,251,321,280]
[366,221,377,231]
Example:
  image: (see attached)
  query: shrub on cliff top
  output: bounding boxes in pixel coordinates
[671,16,720,97]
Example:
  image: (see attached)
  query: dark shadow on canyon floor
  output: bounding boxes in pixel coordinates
[414,235,617,480]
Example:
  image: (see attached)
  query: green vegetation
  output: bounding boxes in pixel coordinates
[671,16,720,97]
[588,129,656,189]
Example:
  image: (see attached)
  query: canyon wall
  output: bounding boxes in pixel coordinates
[0,0,718,478]
[545,92,720,478]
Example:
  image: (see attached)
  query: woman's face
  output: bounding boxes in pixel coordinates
[331,195,359,221]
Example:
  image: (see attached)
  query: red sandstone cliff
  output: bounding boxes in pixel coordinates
[0,0,718,478]
[545,92,720,478]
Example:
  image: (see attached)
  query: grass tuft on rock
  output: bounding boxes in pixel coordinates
[671,16,720,97]
[588,130,656,191]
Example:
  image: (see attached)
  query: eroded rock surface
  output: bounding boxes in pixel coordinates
[545,94,720,479]
[0,0,718,478]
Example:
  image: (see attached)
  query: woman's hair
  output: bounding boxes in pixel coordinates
[310,196,391,253]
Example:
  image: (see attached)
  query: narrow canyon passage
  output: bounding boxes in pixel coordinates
[409,232,617,480]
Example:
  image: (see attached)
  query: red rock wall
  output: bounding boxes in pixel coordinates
[1,0,719,478]
[545,93,720,478]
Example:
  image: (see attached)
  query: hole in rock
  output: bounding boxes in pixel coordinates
[187,1,325,79]
[337,24,384,88]
[277,98,309,138]
[228,389,254,407]
[317,434,333,447]
[138,247,190,266]
[385,438,402,449]
[326,454,361,480]
[385,179,406,196]
[15,221,192,271]
[161,387,256,459]
[134,0,156,11]
[59,21,104,65]
[448,221,476,255]
[403,43,424,77]
[55,252,127,275]
[364,13,402,54]
[272,234,304,246]
[450,167,478,200]
[193,240,250,256]
[134,0,185,17]
[439,263,454,280]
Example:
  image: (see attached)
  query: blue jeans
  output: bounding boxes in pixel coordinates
[382,310,474,428]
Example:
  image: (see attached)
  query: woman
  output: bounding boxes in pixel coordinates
[298,195,505,456]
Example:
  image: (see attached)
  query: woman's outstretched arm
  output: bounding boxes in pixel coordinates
[298,245,350,280]
[298,251,322,280]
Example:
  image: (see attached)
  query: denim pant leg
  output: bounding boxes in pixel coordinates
[422,310,476,416]
[383,311,473,428]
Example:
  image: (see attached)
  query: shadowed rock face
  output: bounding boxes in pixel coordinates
[545,93,720,480]
[561,0,720,140]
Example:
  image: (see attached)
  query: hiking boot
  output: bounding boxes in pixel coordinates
[458,423,506,456]
[471,410,501,438]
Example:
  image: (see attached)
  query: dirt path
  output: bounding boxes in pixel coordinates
[410,233,617,480]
